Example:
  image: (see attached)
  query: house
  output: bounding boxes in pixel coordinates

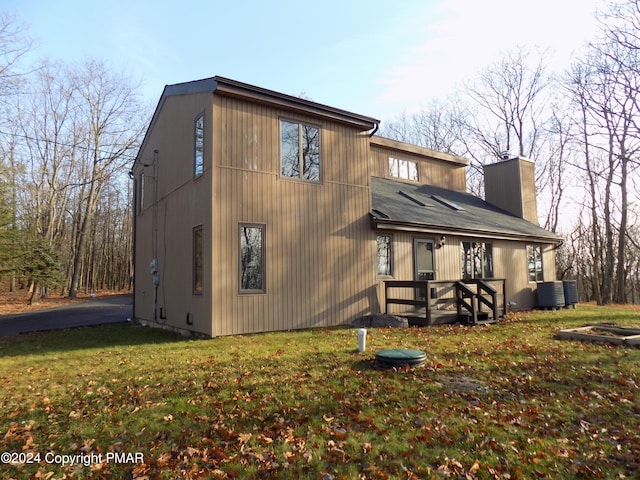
[131,76,562,337]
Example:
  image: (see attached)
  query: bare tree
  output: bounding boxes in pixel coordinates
[563,0,640,304]
[67,59,145,298]
[462,46,553,162]
[0,12,31,100]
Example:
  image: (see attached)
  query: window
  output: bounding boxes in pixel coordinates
[461,242,493,280]
[239,224,265,292]
[193,226,203,294]
[376,235,393,276]
[389,157,418,181]
[194,114,204,178]
[527,244,544,282]
[136,173,144,215]
[280,119,320,181]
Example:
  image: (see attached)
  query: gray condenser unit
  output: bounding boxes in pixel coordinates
[537,281,565,309]
[563,280,578,307]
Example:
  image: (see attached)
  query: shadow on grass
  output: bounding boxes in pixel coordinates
[0,323,187,358]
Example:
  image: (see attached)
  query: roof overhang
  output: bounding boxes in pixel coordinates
[370,214,564,244]
[133,76,380,173]
[370,136,469,167]
[213,77,380,131]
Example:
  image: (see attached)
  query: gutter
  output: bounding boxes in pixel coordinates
[369,214,564,244]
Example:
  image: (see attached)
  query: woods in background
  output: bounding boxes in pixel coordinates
[0,13,148,302]
[380,0,640,305]
[2,1,640,305]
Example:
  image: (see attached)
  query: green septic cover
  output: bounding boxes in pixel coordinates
[376,349,426,360]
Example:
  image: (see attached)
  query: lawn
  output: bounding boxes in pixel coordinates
[0,307,639,479]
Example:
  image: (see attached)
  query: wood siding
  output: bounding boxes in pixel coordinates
[369,145,466,191]
[377,234,556,312]
[484,157,539,225]
[134,84,557,337]
[211,95,377,335]
[134,92,214,336]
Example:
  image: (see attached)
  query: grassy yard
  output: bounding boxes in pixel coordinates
[0,307,639,479]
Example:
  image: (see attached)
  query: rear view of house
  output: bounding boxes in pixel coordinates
[131,76,562,337]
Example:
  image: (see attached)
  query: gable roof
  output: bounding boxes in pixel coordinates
[133,76,380,172]
[370,176,562,243]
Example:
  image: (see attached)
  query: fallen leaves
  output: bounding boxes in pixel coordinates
[1,310,639,479]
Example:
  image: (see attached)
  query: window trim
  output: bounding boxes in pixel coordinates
[192,225,204,295]
[279,118,321,182]
[389,156,419,182]
[461,241,494,280]
[527,244,544,283]
[376,234,393,277]
[194,112,205,179]
[239,223,266,294]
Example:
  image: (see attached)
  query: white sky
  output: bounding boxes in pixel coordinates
[5,0,607,123]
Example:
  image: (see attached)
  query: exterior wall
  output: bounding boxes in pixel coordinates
[133,83,558,337]
[376,232,557,312]
[134,92,214,336]
[369,143,466,192]
[211,94,378,336]
[484,157,539,225]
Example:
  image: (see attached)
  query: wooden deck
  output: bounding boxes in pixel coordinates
[384,279,507,326]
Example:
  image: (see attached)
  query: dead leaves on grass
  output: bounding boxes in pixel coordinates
[1,320,639,479]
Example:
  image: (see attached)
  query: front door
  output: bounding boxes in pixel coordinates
[414,239,435,300]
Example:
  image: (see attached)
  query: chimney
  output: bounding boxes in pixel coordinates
[483,156,539,225]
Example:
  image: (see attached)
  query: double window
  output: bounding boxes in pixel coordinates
[461,242,493,280]
[527,244,544,282]
[389,157,418,181]
[280,119,320,181]
[239,224,265,293]
[376,234,393,276]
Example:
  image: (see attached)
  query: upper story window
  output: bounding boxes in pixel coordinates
[389,157,418,181]
[194,113,204,178]
[527,244,544,282]
[280,119,320,181]
[136,173,144,215]
[461,242,493,280]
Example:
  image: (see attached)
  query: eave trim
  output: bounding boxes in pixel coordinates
[370,215,563,244]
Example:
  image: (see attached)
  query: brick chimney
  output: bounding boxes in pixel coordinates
[483,156,539,225]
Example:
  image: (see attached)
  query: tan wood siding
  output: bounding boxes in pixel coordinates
[211,95,376,335]
[377,235,551,313]
[484,157,539,225]
[133,92,214,336]
[369,145,466,191]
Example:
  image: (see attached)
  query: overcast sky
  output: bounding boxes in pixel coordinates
[5,0,607,123]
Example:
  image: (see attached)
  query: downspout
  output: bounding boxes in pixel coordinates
[151,149,159,322]
[128,168,137,321]
[368,121,379,137]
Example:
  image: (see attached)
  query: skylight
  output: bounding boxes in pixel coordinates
[431,195,465,211]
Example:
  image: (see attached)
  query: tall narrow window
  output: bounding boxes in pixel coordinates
[527,244,544,282]
[194,114,204,178]
[240,224,265,292]
[136,173,144,215]
[193,226,203,294]
[280,119,320,181]
[461,242,493,280]
[376,235,393,276]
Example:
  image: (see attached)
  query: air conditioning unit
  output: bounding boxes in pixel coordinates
[537,281,565,309]
[563,280,578,308]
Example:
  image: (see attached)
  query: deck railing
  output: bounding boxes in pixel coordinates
[384,279,507,325]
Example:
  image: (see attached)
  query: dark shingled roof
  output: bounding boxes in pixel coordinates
[370,177,562,243]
